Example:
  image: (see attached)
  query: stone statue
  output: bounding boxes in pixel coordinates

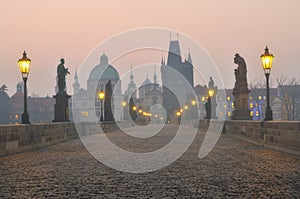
[208,76,214,89]
[232,53,251,120]
[57,58,70,93]
[234,54,248,90]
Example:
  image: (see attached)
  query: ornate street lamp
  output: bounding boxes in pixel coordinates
[18,51,31,124]
[261,46,274,121]
[98,90,105,121]
[208,88,217,119]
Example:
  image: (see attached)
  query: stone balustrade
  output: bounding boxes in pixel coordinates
[0,122,127,156]
[224,120,300,156]
[0,120,299,156]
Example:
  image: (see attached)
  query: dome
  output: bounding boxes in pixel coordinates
[141,78,152,87]
[88,53,120,81]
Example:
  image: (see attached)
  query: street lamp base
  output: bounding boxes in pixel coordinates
[22,113,30,124]
[264,109,273,121]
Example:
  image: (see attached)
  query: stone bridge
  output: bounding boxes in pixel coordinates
[0,121,299,198]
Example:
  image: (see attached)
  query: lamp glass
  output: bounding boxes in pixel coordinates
[18,51,31,78]
[98,90,105,100]
[208,89,215,97]
[191,100,196,106]
[261,46,274,75]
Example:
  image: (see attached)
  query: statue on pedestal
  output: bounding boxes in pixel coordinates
[57,58,70,93]
[53,58,71,122]
[231,54,251,120]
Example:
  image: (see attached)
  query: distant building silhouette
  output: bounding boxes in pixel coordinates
[10,82,54,124]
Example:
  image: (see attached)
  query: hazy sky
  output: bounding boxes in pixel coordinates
[1,0,299,96]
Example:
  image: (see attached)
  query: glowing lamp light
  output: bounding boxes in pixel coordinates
[261,46,274,75]
[208,89,215,97]
[176,111,181,116]
[138,109,143,114]
[122,101,127,107]
[191,100,196,106]
[18,51,31,79]
[184,105,188,110]
[132,106,137,111]
[98,90,105,100]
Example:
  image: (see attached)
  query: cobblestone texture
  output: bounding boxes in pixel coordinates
[0,125,299,198]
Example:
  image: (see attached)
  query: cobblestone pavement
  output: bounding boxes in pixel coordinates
[0,125,299,198]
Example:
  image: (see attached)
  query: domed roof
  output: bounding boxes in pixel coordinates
[88,53,120,81]
[141,77,152,87]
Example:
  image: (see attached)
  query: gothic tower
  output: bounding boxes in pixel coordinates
[161,34,194,121]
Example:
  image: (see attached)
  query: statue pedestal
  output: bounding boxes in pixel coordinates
[53,92,71,122]
[231,89,252,120]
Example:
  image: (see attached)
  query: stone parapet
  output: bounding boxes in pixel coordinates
[0,121,127,156]
[212,120,299,156]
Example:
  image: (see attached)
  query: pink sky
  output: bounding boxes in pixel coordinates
[1,0,299,96]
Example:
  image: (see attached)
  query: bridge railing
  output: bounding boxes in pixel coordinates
[0,121,129,156]
[1,120,299,156]
[224,120,300,156]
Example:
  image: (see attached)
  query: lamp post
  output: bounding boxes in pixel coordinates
[209,88,217,119]
[176,110,181,124]
[261,46,274,121]
[18,51,31,124]
[98,90,105,121]
[122,100,127,120]
[191,99,197,119]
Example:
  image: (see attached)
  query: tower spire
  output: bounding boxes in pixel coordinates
[130,65,134,82]
[188,48,192,64]
[153,65,157,84]
[73,68,80,94]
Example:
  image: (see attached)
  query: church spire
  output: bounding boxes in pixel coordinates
[130,65,134,82]
[73,68,80,94]
[153,65,157,84]
[188,48,192,64]
[127,65,137,99]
